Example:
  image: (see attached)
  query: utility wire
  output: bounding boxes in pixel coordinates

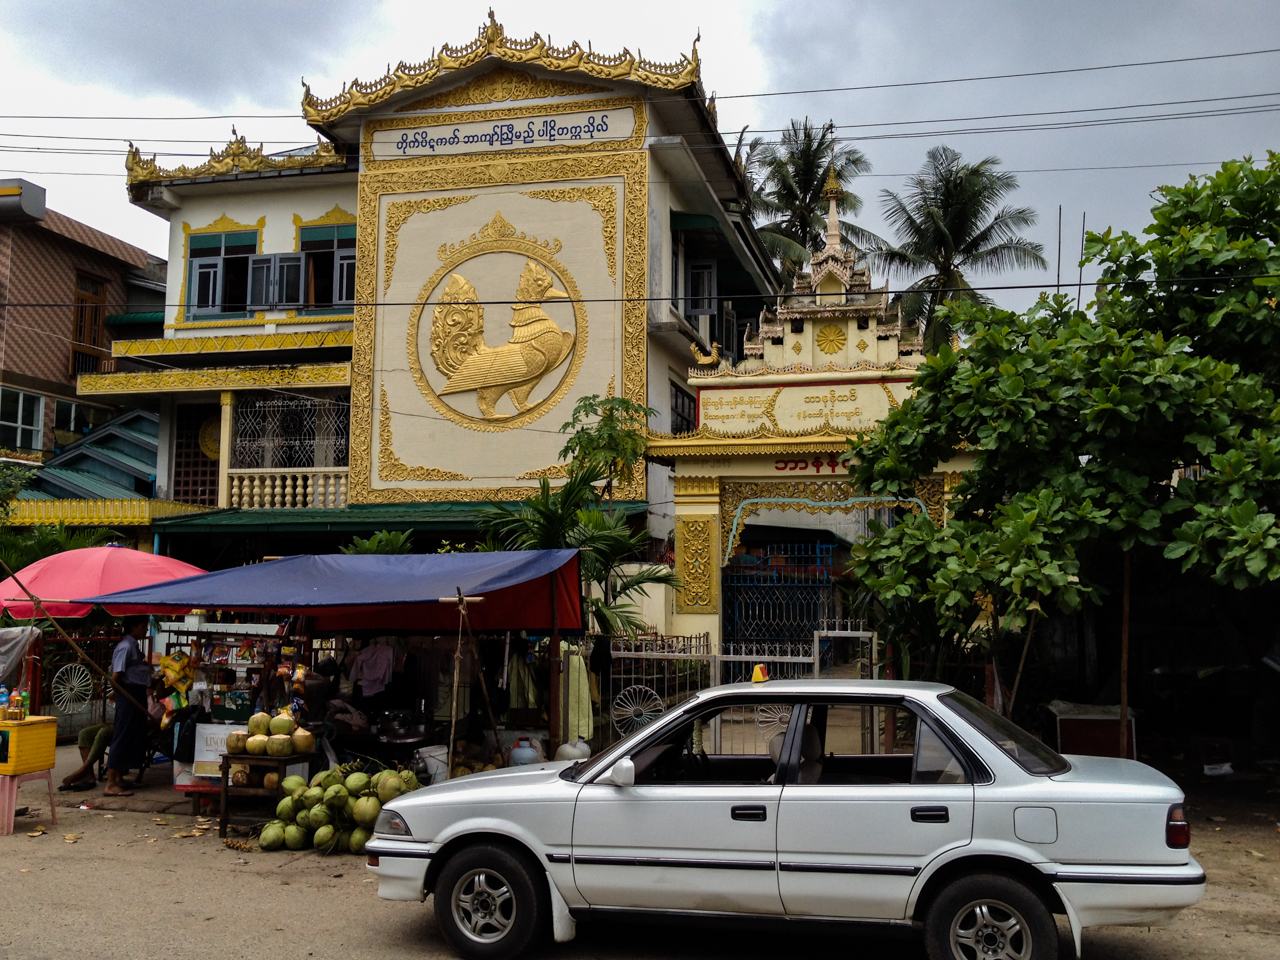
[1,45,1278,121]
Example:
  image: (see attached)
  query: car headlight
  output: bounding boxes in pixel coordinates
[374,809,413,838]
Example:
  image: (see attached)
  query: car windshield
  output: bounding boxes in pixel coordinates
[567,700,694,782]
[939,691,1070,776]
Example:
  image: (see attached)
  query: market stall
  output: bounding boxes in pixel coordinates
[78,550,585,817]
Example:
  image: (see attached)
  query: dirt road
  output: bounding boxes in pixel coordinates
[2,790,1276,960]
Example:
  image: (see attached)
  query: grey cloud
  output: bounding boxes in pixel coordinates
[747,0,1280,311]
[0,0,374,108]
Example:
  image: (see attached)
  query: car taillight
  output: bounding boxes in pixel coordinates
[1166,804,1190,848]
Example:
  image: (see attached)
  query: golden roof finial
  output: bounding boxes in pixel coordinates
[821,160,842,201]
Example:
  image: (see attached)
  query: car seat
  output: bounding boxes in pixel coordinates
[798,725,823,784]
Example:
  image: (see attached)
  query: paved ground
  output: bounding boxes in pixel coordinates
[3,748,1278,959]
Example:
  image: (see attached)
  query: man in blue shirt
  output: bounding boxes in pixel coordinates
[105,616,152,797]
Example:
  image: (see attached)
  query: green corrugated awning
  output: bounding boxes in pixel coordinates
[104,312,163,326]
[152,501,649,534]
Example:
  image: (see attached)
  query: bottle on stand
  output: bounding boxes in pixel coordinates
[0,684,9,720]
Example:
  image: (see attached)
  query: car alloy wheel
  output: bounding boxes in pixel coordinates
[949,898,1033,959]
[452,868,516,944]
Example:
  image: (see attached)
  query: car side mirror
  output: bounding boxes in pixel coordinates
[601,757,635,787]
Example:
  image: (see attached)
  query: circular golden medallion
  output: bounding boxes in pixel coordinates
[406,212,588,432]
[816,324,847,355]
[198,415,221,460]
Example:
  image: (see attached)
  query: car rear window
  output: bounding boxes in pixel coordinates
[939,691,1070,776]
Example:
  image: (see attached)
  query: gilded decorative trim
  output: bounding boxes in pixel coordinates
[383,195,477,294]
[405,210,588,433]
[514,464,570,480]
[673,475,720,498]
[78,363,351,396]
[914,476,947,526]
[689,358,922,380]
[349,150,647,504]
[675,514,718,613]
[882,382,901,410]
[173,214,266,326]
[378,385,470,481]
[719,480,928,564]
[114,330,353,357]
[645,420,864,459]
[360,96,647,171]
[521,186,617,281]
[303,13,699,124]
[126,136,344,184]
[293,204,357,250]
[395,65,610,112]
[4,498,209,527]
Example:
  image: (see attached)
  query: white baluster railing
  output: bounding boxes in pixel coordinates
[226,468,349,509]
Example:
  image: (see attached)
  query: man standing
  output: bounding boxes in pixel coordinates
[105,616,151,797]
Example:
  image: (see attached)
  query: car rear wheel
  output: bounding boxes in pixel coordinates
[924,873,1058,960]
[433,843,546,960]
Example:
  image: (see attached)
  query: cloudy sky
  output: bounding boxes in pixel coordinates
[2,0,1277,311]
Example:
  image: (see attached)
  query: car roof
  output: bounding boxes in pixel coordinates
[694,679,956,699]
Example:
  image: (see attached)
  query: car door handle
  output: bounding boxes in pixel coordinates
[911,806,949,824]
[731,805,768,822]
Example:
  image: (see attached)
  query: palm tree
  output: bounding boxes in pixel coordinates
[0,523,116,575]
[752,119,877,284]
[871,145,1047,352]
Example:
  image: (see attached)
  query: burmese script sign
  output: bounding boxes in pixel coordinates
[696,380,911,434]
[369,106,637,162]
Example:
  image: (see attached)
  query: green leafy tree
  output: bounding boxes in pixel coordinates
[339,529,414,554]
[557,394,657,515]
[0,522,117,575]
[752,119,877,284]
[478,463,681,637]
[847,155,1280,731]
[869,145,1047,352]
[0,465,34,515]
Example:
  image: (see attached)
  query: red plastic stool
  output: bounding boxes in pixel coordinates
[0,769,58,836]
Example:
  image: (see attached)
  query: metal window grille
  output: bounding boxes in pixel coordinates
[172,404,220,506]
[232,393,350,470]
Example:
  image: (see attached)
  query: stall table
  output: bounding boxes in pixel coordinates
[218,751,320,838]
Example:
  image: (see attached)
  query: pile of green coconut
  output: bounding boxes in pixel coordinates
[257,763,420,855]
[225,711,314,759]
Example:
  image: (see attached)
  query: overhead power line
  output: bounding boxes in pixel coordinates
[0,46,1277,122]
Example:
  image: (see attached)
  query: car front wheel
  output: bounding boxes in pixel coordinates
[433,843,546,960]
[924,873,1058,960]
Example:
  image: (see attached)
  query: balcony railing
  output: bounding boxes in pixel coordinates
[227,467,348,509]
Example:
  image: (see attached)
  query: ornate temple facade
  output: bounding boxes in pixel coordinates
[82,15,775,562]
[650,168,971,643]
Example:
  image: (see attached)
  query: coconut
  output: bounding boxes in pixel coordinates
[310,771,327,788]
[323,784,349,807]
[308,803,333,830]
[302,786,325,809]
[343,796,358,822]
[378,774,406,804]
[258,822,285,851]
[344,772,371,797]
[401,770,420,793]
[295,807,311,831]
[291,786,307,804]
[266,734,293,757]
[313,824,338,853]
[263,772,279,791]
[225,730,249,754]
[337,829,353,854]
[247,712,272,737]
[348,827,371,855]
[320,768,344,791]
[353,795,381,829]
[268,714,296,736]
[281,775,307,795]
[275,797,296,822]
[245,734,269,756]
[291,727,315,754]
[370,769,391,790]
[284,824,308,850]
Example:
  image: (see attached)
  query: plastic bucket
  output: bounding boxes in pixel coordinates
[415,745,449,785]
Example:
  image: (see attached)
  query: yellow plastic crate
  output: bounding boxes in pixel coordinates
[0,716,57,776]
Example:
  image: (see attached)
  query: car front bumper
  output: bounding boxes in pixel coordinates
[365,837,435,902]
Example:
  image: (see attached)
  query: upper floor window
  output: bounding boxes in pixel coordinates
[299,224,357,310]
[685,260,717,322]
[671,382,696,435]
[73,273,105,346]
[189,230,257,315]
[0,387,44,453]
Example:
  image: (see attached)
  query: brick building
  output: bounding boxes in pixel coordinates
[0,178,165,459]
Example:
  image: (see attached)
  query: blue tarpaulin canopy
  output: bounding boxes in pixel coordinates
[76,550,582,632]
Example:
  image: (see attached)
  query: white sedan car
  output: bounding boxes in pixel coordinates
[366,680,1203,960]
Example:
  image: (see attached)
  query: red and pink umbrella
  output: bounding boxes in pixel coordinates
[0,546,206,619]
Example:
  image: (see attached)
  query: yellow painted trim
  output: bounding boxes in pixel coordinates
[0,186,22,196]
[4,498,209,526]
[292,204,357,251]
[113,330,353,357]
[77,363,351,396]
[174,214,266,327]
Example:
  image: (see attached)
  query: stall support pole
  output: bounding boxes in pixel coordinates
[548,583,562,756]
